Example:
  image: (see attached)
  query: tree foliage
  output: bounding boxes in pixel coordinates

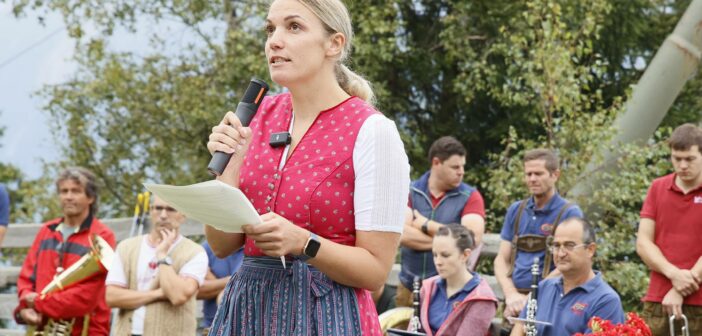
[8,0,701,311]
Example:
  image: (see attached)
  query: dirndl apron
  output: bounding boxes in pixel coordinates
[208,256,366,335]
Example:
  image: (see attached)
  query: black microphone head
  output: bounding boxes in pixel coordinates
[241,78,270,105]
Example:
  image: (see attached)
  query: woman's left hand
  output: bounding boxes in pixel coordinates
[242,212,310,257]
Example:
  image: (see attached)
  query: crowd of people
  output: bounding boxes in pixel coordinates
[4,0,702,335]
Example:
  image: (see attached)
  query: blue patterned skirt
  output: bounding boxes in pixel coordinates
[208,256,363,336]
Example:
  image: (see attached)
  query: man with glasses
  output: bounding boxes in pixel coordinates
[510,217,624,335]
[14,167,116,335]
[636,123,702,334]
[106,195,208,336]
[494,149,583,327]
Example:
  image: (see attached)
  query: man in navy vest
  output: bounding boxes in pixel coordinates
[397,136,486,307]
[494,148,583,329]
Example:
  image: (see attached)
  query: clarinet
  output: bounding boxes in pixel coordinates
[408,276,422,333]
[525,257,540,336]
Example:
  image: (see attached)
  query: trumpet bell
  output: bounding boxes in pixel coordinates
[379,307,414,335]
[40,234,114,296]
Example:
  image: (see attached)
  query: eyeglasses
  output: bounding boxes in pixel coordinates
[548,242,588,252]
[151,205,177,213]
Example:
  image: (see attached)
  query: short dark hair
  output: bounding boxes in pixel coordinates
[56,167,99,214]
[523,148,559,173]
[669,123,702,153]
[556,217,596,244]
[428,136,466,163]
[435,224,475,251]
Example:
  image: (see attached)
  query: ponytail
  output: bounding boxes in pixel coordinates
[336,64,375,105]
[294,0,375,104]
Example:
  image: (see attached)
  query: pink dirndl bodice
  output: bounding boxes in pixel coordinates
[238,93,383,335]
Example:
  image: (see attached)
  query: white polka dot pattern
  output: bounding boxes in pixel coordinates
[238,93,378,257]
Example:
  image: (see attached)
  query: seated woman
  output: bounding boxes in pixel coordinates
[420,224,497,336]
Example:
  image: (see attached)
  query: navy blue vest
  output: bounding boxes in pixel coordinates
[399,171,475,289]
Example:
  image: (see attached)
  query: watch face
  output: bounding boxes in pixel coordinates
[304,237,321,258]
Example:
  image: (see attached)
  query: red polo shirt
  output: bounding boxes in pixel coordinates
[640,173,702,305]
[408,190,486,218]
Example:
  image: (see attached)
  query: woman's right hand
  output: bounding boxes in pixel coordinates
[207,111,253,172]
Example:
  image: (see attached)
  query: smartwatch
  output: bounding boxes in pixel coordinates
[301,233,321,260]
[157,256,173,266]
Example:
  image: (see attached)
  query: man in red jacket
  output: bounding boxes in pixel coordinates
[14,167,116,336]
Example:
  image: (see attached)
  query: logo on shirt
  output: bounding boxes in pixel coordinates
[571,302,588,316]
[540,223,553,235]
[694,196,702,204]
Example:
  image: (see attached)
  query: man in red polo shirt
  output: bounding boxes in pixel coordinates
[636,123,702,334]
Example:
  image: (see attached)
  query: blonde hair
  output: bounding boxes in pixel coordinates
[294,0,375,104]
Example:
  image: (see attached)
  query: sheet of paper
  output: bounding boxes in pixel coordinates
[144,180,261,233]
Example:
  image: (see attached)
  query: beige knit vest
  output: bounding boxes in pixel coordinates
[112,235,202,336]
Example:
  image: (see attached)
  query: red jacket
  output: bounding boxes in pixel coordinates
[419,275,498,336]
[15,215,116,336]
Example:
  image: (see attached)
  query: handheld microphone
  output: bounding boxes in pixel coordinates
[208,78,270,176]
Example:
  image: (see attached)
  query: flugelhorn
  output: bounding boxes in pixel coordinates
[379,307,414,335]
[26,234,114,336]
[669,314,689,336]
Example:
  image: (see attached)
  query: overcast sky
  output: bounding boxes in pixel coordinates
[0,3,72,178]
[0,3,217,179]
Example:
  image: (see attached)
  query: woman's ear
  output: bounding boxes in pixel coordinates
[326,32,345,58]
[462,248,472,260]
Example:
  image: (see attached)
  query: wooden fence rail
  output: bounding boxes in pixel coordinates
[0,219,502,334]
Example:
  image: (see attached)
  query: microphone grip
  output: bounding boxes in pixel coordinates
[208,78,269,176]
[208,152,233,177]
[207,102,260,176]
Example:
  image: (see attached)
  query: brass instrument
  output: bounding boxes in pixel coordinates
[26,234,114,336]
[669,314,689,336]
[379,307,414,335]
[525,257,540,336]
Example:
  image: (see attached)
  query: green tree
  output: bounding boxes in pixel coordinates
[475,0,690,311]
[12,1,271,216]
[10,0,701,312]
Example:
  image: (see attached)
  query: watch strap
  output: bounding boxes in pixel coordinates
[421,220,430,235]
[157,256,172,266]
